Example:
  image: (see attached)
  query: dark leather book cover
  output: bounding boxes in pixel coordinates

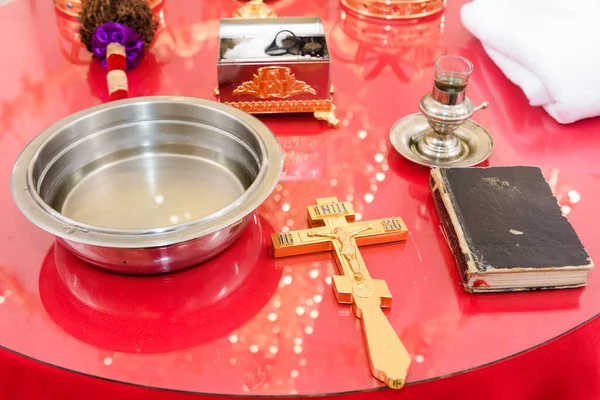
[429,166,593,293]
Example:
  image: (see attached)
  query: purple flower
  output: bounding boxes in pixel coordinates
[91,22,145,70]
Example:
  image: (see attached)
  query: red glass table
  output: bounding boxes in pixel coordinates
[1,0,599,399]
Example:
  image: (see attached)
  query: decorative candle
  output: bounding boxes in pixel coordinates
[79,0,158,100]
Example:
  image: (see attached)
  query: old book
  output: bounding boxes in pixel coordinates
[430,166,593,293]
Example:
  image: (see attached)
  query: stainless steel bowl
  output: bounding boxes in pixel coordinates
[11,96,283,274]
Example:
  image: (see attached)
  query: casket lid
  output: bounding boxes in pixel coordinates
[218,17,329,63]
[219,17,325,39]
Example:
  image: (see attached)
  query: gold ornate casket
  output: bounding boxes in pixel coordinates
[216,17,338,127]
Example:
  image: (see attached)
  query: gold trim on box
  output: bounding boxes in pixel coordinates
[340,0,445,19]
[54,0,163,17]
[225,100,339,128]
[314,105,340,127]
[233,66,316,99]
[225,99,332,114]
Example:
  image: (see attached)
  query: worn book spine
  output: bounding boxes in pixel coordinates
[429,169,479,291]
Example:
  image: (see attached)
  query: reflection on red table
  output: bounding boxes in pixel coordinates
[0,0,599,398]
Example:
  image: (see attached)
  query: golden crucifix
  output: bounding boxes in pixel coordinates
[271,197,411,389]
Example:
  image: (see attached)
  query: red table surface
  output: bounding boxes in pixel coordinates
[1,0,600,399]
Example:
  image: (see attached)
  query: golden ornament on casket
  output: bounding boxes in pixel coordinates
[216,17,339,127]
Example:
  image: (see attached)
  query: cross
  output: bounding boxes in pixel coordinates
[271,197,411,389]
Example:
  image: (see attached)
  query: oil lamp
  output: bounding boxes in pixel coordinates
[390,55,493,167]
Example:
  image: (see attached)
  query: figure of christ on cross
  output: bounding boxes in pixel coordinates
[307,225,373,281]
[271,197,411,389]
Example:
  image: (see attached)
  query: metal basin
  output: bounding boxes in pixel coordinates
[11,96,283,274]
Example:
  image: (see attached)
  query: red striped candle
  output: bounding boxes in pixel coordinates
[106,43,128,101]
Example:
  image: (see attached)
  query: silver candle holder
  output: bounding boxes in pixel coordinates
[390,55,493,168]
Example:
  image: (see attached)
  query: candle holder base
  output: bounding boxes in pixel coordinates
[390,113,493,168]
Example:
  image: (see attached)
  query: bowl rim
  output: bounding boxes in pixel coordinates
[10,96,283,249]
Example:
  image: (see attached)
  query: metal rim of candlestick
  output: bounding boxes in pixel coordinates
[389,113,493,168]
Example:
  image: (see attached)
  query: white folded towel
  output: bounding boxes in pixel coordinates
[461,0,600,124]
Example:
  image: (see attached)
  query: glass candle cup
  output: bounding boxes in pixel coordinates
[432,55,474,105]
